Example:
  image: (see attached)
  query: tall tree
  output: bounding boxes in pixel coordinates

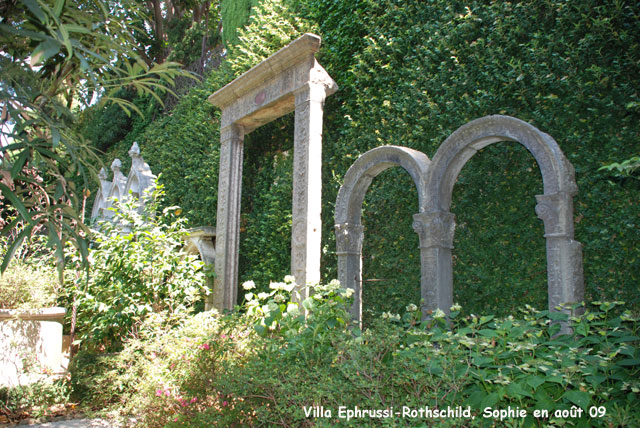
[0,0,190,273]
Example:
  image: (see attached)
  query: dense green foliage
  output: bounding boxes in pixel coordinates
[0,258,58,309]
[220,0,259,50]
[0,0,189,276]
[0,377,70,420]
[65,187,208,351]
[71,282,640,427]
[81,0,639,320]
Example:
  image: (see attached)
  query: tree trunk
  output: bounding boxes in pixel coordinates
[151,0,165,62]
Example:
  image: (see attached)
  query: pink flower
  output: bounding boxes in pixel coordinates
[221,334,227,339]
[199,343,210,350]
[174,417,178,422]
[190,397,198,404]
[156,389,163,397]
[164,389,170,397]
[222,400,228,407]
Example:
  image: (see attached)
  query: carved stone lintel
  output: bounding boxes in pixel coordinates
[412,211,456,249]
[535,191,576,238]
[335,223,365,255]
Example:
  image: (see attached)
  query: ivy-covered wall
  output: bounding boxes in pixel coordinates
[220,0,260,50]
[84,0,639,321]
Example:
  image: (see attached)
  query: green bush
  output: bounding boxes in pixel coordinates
[0,235,59,309]
[0,378,70,420]
[67,185,209,352]
[73,279,639,427]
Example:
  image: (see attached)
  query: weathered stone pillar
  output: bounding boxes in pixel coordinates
[535,191,584,314]
[335,222,365,322]
[213,124,245,311]
[291,83,328,301]
[412,211,456,318]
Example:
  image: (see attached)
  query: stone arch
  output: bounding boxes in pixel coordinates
[420,115,584,317]
[335,145,430,323]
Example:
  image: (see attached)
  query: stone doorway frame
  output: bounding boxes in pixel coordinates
[208,34,338,311]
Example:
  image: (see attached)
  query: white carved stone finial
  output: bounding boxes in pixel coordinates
[129,141,141,158]
[98,167,108,180]
[111,158,122,172]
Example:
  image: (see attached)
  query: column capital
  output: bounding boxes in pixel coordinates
[220,124,245,142]
[412,211,456,249]
[294,82,332,105]
[535,191,575,238]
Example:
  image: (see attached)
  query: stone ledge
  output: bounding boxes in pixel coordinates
[0,307,66,322]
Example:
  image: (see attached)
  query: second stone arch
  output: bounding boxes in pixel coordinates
[334,145,431,323]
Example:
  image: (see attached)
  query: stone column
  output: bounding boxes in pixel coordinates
[535,192,584,315]
[335,222,365,323]
[291,83,328,301]
[213,124,245,312]
[412,211,456,318]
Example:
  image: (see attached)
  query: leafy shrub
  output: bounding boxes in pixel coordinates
[0,378,70,420]
[0,261,58,309]
[67,185,208,352]
[73,279,639,427]
[0,235,59,309]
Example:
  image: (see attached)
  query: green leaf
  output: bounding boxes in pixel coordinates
[472,356,493,367]
[465,389,485,408]
[534,389,556,410]
[479,315,494,325]
[0,226,31,274]
[478,329,498,338]
[506,382,532,399]
[618,359,640,366]
[53,0,65,17]
[562,390,590,409]
[526,376,546,390]
[548,311,569,322]
[10,149,30,179]
[52,127,61,147]
[58,24,73,57]
[586,375,607,387]
[0,182,34,225]
[480,392,500,409]
[23,0,47,23]
[31,39,62,66]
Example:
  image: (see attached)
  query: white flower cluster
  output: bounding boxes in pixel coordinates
[242,280,255,290]
[381,312,401,321]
